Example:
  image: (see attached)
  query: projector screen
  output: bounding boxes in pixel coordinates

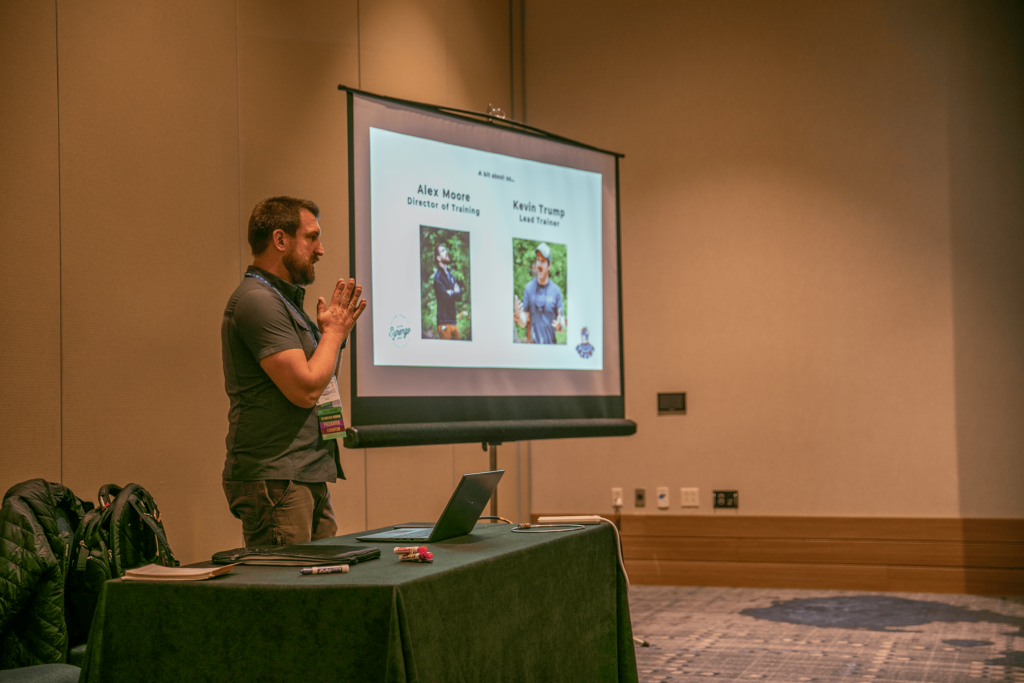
[346,89,624,426]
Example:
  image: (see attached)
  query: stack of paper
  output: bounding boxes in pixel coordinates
[124,563,238,581]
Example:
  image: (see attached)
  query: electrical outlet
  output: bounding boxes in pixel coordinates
[656,487,670,509]
[634,488,646,508]
[657,392,687,415]
[611,487,623,508]
[713,490,738,509]
[680,487,699,508]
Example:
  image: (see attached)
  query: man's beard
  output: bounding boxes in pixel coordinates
[284,249,316,285]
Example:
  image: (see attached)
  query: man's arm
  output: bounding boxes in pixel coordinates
[434,272,462,302]
[552,311,565,332]
[433,275,451,306]
[334,346,344,377]
[513,294,529,329]
[551,289,565,331]
[260,278,366,409]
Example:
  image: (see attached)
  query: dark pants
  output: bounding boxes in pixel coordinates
[223,480,338,548]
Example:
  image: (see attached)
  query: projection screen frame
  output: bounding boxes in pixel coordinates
[341,86,633,446]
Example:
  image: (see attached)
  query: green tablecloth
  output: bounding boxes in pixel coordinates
[80,523,638,683]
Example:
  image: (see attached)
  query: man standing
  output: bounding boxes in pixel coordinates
[222,196,366,547]
[432,244,463,340]
[514,242,565,344]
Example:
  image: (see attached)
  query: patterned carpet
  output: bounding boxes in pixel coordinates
[629,586,1024,682]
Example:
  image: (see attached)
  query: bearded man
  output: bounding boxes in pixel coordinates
[221,196,366,547]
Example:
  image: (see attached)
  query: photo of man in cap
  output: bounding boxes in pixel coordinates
[513,241,565,344]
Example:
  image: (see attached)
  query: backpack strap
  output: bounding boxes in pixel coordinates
[108,483,141,576]
[76,535,108,572]
[98,484,122,509]
[125,493,176,567]
[108,483,178,574]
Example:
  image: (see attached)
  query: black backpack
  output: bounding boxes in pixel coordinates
[65,483,178,645]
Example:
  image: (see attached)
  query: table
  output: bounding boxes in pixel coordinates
[79,523,639,682]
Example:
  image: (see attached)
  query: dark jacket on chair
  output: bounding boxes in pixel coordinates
[0,479,86,669]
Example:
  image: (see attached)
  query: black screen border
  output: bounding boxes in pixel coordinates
[343,86,627,430]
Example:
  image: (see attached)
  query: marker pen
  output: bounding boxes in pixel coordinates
[299,564,350,575]
[399,551,433,562]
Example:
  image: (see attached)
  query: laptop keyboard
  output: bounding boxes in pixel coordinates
[363,527,432,540]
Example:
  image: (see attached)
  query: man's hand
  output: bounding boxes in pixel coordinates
[261,278,366,409]
[513,296,527,328]
[551,314,565,332]
[317,278,366,340]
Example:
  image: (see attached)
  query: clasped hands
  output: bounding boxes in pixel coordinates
[317,278,367,339]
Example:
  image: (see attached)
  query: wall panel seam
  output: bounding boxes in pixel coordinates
[444,0,449,105]
[356,0,362,89]
[234,0,242,281]
[521,0,525,123]
[508,0,514,118]
[55,0,64,484]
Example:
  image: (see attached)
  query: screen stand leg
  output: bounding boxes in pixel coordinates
[489,443,499,517]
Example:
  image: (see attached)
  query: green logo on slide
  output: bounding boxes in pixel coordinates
[389,315,411,348]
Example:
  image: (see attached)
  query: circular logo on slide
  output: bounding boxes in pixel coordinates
[389,315,411,348]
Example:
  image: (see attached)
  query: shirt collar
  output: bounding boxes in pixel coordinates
[247,266,305,309]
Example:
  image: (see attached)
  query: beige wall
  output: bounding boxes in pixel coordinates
[1,0,516,564]
[1,0,1020,565]
[946,0,1024,517]
[524,0,1023,519]
[234,0,520,536]
[0,2,62,487]
[236,0,364,532]
[55,0,243,561]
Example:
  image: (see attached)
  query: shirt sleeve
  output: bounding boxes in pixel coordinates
[233,288,305,361]
[433,272,449,303]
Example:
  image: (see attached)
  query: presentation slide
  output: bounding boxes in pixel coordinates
[369,128,603,371]
[348,90,622,416]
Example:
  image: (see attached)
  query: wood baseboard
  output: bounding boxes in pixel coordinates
[532,514,1024,595]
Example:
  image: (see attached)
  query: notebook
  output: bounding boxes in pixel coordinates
[211,544,380,566]
[356,470,504,543]
[124,564,239,581]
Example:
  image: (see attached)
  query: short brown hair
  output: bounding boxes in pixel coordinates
[247,196,320,255]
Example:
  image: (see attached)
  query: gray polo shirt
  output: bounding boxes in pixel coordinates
[221,266,345,482]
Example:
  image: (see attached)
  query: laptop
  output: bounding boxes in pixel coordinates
[356,470,504,543]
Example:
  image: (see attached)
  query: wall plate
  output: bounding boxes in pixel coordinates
[713,490,738,509]
[657,392,686,415]
[680,487,699,508]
